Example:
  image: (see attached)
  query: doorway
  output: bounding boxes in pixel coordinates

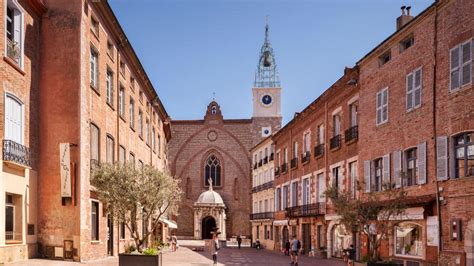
[282,226,289,247]
[302,224,311,254]
[332,224,352,258]
[107,215,114,256]
[202,216,216,239]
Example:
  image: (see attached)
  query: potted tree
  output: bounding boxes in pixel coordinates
[91,163,182,266]
[326,183,408,266]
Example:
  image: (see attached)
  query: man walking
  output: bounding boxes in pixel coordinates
[290,236,301,265]
[347,244,356,266]
[237,234,242,249]
[210,232,220,265]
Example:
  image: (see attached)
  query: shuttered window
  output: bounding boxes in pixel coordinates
[364,160,371,192]
[129,98,135,129]
[90,48,98,88]
[304,132,311,153]
[406,68,422,111]
[106,70,114,106]
[317,124,324,144]
[119,87,125,117]
[374,158,383,192]
[417,142,427,184]
[436,136,448,180]
[119,145,125,164]
[91,201,99,241]
[333,114,341,136]
[129,152,135,168]
[454,132,474,178]
[5,94,23,144]
[6,2,23,66]
[405,148,417,186]
[90,124,100,162]
[376,88,389,125]
[349,161,357,199]
[317,173,326,202]
[393,151,402,188]
[106,135,114,163]
[450,40,472,91]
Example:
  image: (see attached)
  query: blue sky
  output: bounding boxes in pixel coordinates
[110,0,433,123]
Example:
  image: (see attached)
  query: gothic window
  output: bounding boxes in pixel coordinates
[204,155,221,187]
[211,105,217,115]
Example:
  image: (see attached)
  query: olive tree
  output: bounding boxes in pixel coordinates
[91,163,182,252]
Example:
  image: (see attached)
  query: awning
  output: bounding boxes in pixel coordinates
[396,227,415,238]
[273,220,288,226]
[160,218,178,229]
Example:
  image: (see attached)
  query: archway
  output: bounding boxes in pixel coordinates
[331,224,352,258]
[202,216,217,239]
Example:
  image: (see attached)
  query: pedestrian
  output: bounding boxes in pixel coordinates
[290,236,301,265]
[285,239,291,256]
[347,244,356,266]
[171,233,178,252]
[237,234,242,249]
[210,232,220,265]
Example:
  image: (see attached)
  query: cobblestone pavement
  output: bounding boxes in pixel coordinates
[6,247,346,265]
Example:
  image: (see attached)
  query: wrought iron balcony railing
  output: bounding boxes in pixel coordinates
[252,180,274,193]
[330,135,342,150]
[270,153,274,161]
[285,203,325,218]
[290,157,298,169]
[281,163,288,173]
[5,231,22,243]
[314,144,324,158]
[3,140,31,167]
[301,152,310,164]
[274,166,280,177]
[258,160,263,167]
[250,212,274,220]
[253,162,258,170]
[345,125,358,143]
[6,39,20,64]
[263,156,268,164]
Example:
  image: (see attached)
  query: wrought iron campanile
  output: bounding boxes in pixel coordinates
[254,19,280,88]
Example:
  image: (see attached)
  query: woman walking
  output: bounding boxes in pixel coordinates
[210,232,220,265]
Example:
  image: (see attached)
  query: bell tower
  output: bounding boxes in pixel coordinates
[252,19,282,139]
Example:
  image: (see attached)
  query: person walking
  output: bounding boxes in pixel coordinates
[347,244,356,266]
[237,235,242,249]
[210,232,220,265]
[285,239,291,256]
[170,233,178,252]
[290,236,301,265]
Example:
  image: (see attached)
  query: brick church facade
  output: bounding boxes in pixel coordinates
[168,23,282,239]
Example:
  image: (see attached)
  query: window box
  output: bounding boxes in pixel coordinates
[345,125,359,144]
[330,135,341,150]
[314,144,324,158]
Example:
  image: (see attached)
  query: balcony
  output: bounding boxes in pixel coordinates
[6,39,21,64]
[301,152,310,164]
[285,203,325,218]
[3,140,31,167]
[345,125,358,143]
[250,212,274,220]
[252,180,274,193]
[274,166,280,177]
[314,144,324,158]
[330,135,341,150]
[270,153,274,161]
[253,162,258,170]
[258,160,263,167]
[290,158,298,169]
[5,231,22,244]
[281,163,288,173]
[263,156,268,164]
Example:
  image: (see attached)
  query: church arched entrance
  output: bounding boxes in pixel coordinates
[202,216,216,239]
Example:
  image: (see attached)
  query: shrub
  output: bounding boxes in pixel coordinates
[143,247,158,256]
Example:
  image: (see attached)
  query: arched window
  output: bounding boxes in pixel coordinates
[205,155,221,187]
[211,106,217,114]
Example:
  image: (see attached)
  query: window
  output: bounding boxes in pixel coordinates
[90,48,99,89]
[292,141,298,158]
[119,86,125,117]
[256,226,260,239]
[275,187,281,211]
[4,94,23,144]
[90,123,100,162]
[332,166,342,194]
[291,182,298,207]
[129,152,135,168]
[406,68,422,111]
[107,40,114,59]
[400,36,414,52]
[211,105,217,114]
[106,135,114,163]
[129,98,135,129]
[157,134,161,156]
[374,158,383,192]
[317,173,325,203]
[138,160,144,169]
[120,61,126,76]
[379,51,391,66]
[349,161,357,199]
[302,178,310,205]
[145,119,150,144]
[282,185,289,209]
[5,1,23,66]
[119,145,126,164]
[283,148,288,163]
[138,110,143,138]
[152,128,156,152]
[395,223,422,257]
[349,102,358,127]
[130,77,135,90]
[90,16,99,37]
[204,155,221,187]
[304,132,311,153]
[317,124,324,144]
[106,70,114,106]
[333,114,341,136]
[405,148,418,186]
[5,193,21,242]
[376,88,389,125]
[450,40,472,91]
[139,91,143,103]
[454,132,474,178]
[91,201,99,241]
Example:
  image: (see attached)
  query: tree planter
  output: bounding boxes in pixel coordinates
[119,253,162,266]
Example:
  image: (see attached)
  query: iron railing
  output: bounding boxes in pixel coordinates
[281,163,288,173]
[301,152,311,164]
[345,125,358,143]
[7,39,20,63]
[290,158,298,169]
[258,160,263,167]
[263,156,268,164]
[270,153,274,161]
[5,231,22,242]
[285,203,325,218]
[253,162,258,170]
[252,180,274,193]
[330,135,341,150]
[250,212,274,220]
[314,144,324,158]
[3,140,31,167]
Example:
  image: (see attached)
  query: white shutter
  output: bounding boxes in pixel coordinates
[436,136,448,181]
[364,160,371,192]
[406,73,414,110]
[382,154,390,189]
[5,95,23,144]
[393,150,402,188]
[417,142,427,184]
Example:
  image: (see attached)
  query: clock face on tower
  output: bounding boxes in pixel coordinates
[261,94,272,106]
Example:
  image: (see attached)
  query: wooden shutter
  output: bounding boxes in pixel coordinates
[417,142,427,184]
[436,136,448,181]
[414,69,422,107]
[318,174,326,203]
[450,46,460,90]
[364,160,371,192]
[461,41,472,86]
[406,73,414,110]
[382,154,390,189]
[5,95,23,144]
[393,150,402,188]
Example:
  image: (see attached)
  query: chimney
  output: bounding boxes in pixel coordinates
[396,5,414,30]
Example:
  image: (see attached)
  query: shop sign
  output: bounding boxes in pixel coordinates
[60,143,71,197]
